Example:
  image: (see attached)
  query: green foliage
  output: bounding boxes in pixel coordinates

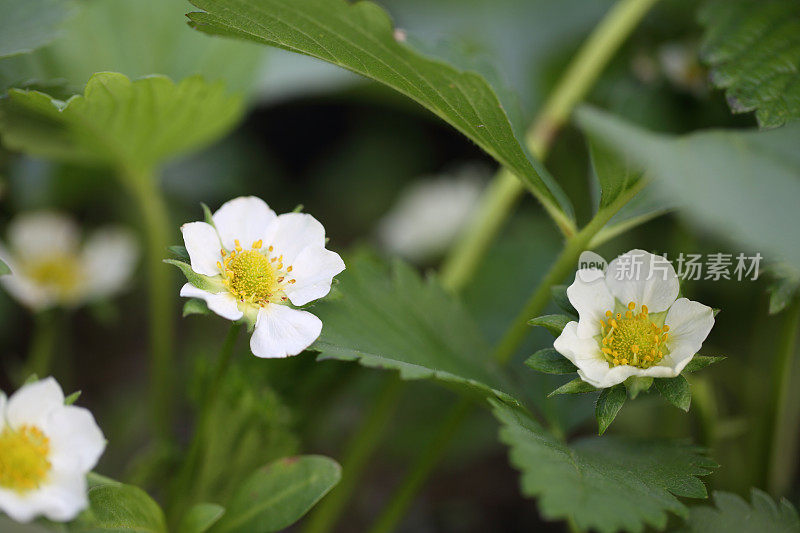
[311,254,515,400]
[165,260,225,293]
[528,314,572,336]
[0,72,243,171]
[185,0,574,229]
[624,376,653,399]
[684,489,800,532]
[210,456,341,533]
[178,503,226,533]
[768,264,800,314]
[548,378,597,396]
[493,401,716,533]
[525,348,577,375]
[655,375,692,412]
[596,384,626,435]
[69,479,167,532]
[683,355,726,373]
[184,299,213,317]
[699,0,800,129]
[0,0,74,59]
[588,135,643,210]
[550,285,578,317]
[576,106,800,270]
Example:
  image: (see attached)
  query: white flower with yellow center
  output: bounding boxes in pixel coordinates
[554,249,715,389]
[0,212,138,311]
[179,196,345,358]
[0,378,105,523]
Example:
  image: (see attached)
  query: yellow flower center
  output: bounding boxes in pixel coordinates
[599,302,669,369]
[25,254,82,298]
[0,425,51,493]
[218,240,296,306]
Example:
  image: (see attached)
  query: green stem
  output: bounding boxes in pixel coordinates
[302,377,404,533]
[767,298,800,495]
[23,310,60,382]
[169,323,242,524]
[440,0,660,292]
[367,398,471,533]
[119,166,175,442]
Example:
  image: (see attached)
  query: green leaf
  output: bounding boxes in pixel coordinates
[683,355,726,373]
[311,254,516,401]
[0,0,74,59]
[179,503,226,533]
[525,349,577,375]
[528,314,572,337]
[768,264,800,314]
[576,106,800,270]
[548,378,597,397]
[655,375,692,412]
[168,245,191,261]
[186,0,574,230]
[0,72,243,171]
[550,285,578,317]
[210,456,341,533]
[595,384,626,435]
[69,480,167,533]
[684,489,800,532]
[492,400,716,533]
[588,135,644,209]
[0,257,11,276]
[184,299,212,318]
[699,0,800,128]
[165,259,226,293]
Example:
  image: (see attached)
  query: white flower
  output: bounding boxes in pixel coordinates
[0,377,105,523]
[554,249,715,389]
[376,169,484,263]
[0,212,139,311]
[179,196,345,358]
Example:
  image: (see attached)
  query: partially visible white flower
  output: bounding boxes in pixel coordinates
[554,249,715,389]
[0,212,139,311]
[179,196,345,358]
[376,168,485,263]
[0,377,105,523]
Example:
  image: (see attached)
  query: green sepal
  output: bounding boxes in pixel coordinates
[201,203,216,227]
[528,314,573,337]
[525,349,577,375]
[164,259,225,293]
[596,384,626,435]
[0,258,11,276]
[549,378,597,397]
[624,376,653,399]
[655,375,692,412]
[683,355,726,373]
[551,285,578,317]
[64,390,82,405]
[23,374,39,385]
[168,245,190,261]
[183,299,212,317]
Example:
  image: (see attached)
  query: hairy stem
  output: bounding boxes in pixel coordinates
[120,166,175,442]
[767,298,800,495]
[303,377,404,533]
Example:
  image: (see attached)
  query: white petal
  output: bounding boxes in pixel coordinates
[181,222,222,277]
[605,249,679,312]
[212,196,277,251]
[286,247,345,306]
[80,228,139,300]
[579,363,678,389]
[0,488,43,523]
[553,321,610,383]
[7,378,64,429]
[250,304,322,358]
[664,298,715,374]
[44,405,106,473]
[30,468,88,523]
[263,213,326,266]
[8,212,79,261]
[180,284,243,321]
[0,393,6,432]
[0,271,52,311]
[566,271,615,338]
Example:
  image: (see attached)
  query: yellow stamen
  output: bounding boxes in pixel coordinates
[0,425,51,494]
